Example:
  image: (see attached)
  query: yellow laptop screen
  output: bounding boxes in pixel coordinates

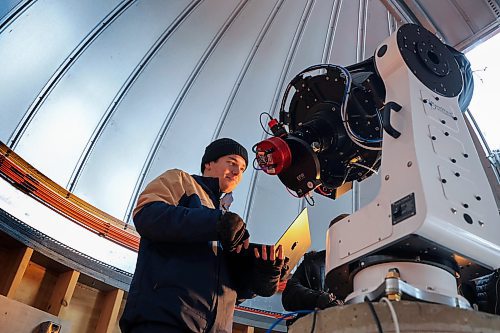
[235,208,311,278]
[275,208,311,278]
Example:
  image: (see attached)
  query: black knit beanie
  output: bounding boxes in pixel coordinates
[201,138,248,173]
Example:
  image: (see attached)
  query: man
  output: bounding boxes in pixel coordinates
[281,250,341,313]
[281,214,348,324]
[446,44,474,112]
[120,138,284,333]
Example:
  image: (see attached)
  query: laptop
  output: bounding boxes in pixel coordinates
[241,208,311,279]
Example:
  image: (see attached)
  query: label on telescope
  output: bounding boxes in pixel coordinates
[391,192,416,225]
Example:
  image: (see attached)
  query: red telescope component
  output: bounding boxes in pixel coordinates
[255,136,292,175]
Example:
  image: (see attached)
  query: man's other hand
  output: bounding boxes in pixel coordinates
[253,244,283,261]
[316,292,340,309]
[217,212,250,252]
[252,245,284,297]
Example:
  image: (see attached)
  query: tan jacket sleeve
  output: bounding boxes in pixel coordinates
[133,169,215,217]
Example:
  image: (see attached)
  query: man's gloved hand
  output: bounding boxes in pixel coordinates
[217,212,249,252]
[316,292,339,309]
[252,245,284,297]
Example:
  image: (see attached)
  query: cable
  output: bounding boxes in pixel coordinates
[304,194,315,206]
[336,66,383,151]
[310,309,318,333]
[251,142,260,153]
[286,186,300,198]
[315,185,330,196]
[280,64,351,121]
[364,297,384,333]
[495,271,499,314]
[350,161,379,175]
[325,66,381,151]
[260,111,275,136]
[252,157,263,171]
[265,310,314,333]
[279,63,383,150]
[380,297,400,333]
[340,166,352,186]
[343,110,384,145]
[342,108,383,151]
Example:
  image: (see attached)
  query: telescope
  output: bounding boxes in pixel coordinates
[255,23,500,307]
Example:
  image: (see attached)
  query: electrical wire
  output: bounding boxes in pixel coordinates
[251,142,260,153]
[315,185,330,196]
[285,186,300,198]
[337,67,382,150]
[279,63,383,150]
[342,112,383,150]
[350,161,379,175]
[260,111,275,136]
[340,166,352,186]
[279,64,350,122]
[279,64,335,120]
[310,309,318,333]
[336,66,383,150]
[304,194,315,206]
[343,110,384,146]
[364,297,384,333]
[495,272,499,314]
[380,297,400,333]
[265,310,314,333]
[252,157,263,171]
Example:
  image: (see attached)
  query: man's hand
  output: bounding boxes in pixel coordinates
[316,292,335,310]
[251,244,284,296]
[316,292,339,309]
[217,212,250,252]
[254,245,288,280]
[253,244,283,261]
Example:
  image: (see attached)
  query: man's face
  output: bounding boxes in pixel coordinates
[203,154,246,193]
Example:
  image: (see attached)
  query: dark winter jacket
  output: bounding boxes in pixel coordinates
[472,269,500,315]
[120,169,257,333]
[282,250,329,311]
[446,45,474,112]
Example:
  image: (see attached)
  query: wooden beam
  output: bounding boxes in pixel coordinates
[233,323,255,333]
[95,288,124,333]
[244,326,254,333]
[0,246,33,298]
[46,269,80,316]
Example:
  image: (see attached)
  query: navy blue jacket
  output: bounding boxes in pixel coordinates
[282,250,328,311]
[120,169,255,333]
